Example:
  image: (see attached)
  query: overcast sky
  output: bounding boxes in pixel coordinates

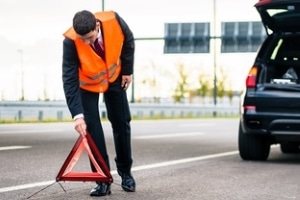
[0,0,259,44]
[0,0,259,100]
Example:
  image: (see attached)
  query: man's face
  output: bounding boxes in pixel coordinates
[78,22,100,45]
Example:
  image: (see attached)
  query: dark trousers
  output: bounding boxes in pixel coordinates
[80,77,133,174]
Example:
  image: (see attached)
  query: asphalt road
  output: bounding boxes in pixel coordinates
[1,119,300,200]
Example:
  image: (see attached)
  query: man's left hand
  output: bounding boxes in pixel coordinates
[122,75,132,90]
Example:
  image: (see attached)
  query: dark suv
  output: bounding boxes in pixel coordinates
[239,0,300,160]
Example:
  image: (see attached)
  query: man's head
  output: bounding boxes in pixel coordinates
[73,10,100,44]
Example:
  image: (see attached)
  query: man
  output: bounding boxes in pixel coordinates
[62,10,135,196]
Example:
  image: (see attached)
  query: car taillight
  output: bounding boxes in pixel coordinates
[246,66,258,88]
[254,0,271,7]
[243,105,256,111]
[242,105,256,115]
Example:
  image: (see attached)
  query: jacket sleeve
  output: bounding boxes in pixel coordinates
[115,12,135,75]
[62,37,84,118]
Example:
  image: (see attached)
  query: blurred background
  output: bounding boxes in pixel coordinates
[0,0,261,105]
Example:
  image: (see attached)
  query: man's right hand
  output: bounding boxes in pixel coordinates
[74,117,87,136]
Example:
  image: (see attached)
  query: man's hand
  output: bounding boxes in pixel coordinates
[122,75,132,90]
[74,117,87,136]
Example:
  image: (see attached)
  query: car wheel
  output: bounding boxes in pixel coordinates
[238,122,270,161]
[280,142,300,154]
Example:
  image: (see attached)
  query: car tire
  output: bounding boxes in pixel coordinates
[280,142,300,154]
[238,122,270,161]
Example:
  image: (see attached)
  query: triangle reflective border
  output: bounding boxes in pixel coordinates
[56,132,113,183]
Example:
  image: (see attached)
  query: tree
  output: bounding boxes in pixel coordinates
[227,89,234,104]
[173,63,189,103]
[140,61,160,102]
[216,66,227,99]
[196,71,212,98]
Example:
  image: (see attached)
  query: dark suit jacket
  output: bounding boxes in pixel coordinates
[62,12,135,118]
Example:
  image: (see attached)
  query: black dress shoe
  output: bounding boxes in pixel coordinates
[119,172,136,192]
[90,182,111,196]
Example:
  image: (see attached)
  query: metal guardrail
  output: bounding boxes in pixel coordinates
[0,101,239,122]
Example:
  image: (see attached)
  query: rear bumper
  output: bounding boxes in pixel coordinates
[241,111,300,136]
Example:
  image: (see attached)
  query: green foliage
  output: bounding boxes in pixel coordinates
[172,62,237,103]
[227,89,234,103]
[196,71,211,98]
[216,67,227,99]
[173,63,189,103]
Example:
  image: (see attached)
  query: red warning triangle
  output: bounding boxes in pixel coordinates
[56,132,113,183]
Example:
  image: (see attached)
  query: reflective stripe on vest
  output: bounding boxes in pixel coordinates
[80,77,108,86]
[81,61,119,81]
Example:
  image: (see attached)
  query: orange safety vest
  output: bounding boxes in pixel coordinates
[63,11,124,93]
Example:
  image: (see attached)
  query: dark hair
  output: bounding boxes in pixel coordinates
[72,10,96,35]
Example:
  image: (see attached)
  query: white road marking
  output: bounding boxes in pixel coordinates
[0,181,56,193]
[179,123,214,127]
[132,151,238,171]
[0,150,238,193]
[134,132,204,139]
[0,130,62,134]
[0,146,32,151]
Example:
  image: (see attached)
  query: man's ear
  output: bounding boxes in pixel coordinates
[96,21,101,30]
